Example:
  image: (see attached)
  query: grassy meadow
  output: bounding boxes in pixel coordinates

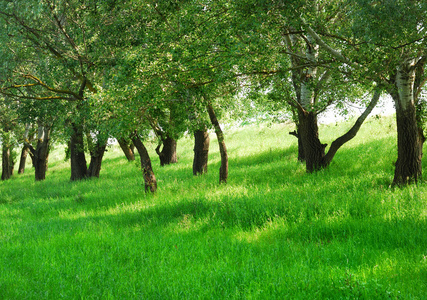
[1,115,427,299]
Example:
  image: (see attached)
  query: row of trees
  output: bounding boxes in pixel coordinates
[0,0,426,191]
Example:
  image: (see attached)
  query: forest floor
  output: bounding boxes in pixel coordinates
[1,115,426,299]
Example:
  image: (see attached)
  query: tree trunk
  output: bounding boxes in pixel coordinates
[26,124,51,181]
[155,136,178,166]
[131,133,157,193]
[193,129,210,175]
[390,59,424,185]
[207,103,228,184]
[18,124,35,174]
[33,140,49,181]
[393,105,424,185]
[87,143,107,178]
[298,109,326,172]
[289,129,305,162]
[1,135,14,181]
[117,137,135,161]
[70,124,88,181]
[18,145,29,174]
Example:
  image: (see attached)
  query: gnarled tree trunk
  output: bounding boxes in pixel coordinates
[297,89,381,172]
[87,143,107,178]
[26,124,51,181]
[193,129,210,175]
[207,103,228,184]
[298,109,326,172]
[132,132,157,193]
[156,136,177,166]
[70,124,88,181]
[117,137,135,161]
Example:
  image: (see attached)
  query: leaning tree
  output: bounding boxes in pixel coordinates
[221,0,383,172]
[301,0,427,184]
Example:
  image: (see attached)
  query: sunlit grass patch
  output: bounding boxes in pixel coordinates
[1,115,427,299]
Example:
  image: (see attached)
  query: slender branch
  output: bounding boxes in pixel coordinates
[302,21,354,66]
[22,74,82,99]
[0,74,81,101]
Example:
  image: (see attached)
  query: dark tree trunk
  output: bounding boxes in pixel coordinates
[33,139,49,181]
[193,129,210,175]
[18,123,35,174]
[117,137,135,161]
[18,145,30,174]
[207,103,228,184]
[298,109,326,172]
[132,133,157,193]
[87,143,107,178]
[155,136,178,166]
[1,142,14,181]
[393,104,424,185]
[26,125,51,181]
[295,90,380,172]
[70,124,88,181]
[289,129,305,162]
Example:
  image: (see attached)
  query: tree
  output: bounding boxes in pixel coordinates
[311,0,427,184]
[349,0,427,185]
[102,0,237,183]
[227,0,382,172]
[0,0,113,181]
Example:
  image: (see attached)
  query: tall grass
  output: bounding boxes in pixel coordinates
[1,115,426,299]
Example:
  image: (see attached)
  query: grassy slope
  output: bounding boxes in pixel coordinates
[0,116,426,299]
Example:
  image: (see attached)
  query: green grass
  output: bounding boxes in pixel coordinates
[1,115,427,299]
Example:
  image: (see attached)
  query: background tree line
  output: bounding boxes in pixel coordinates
[0,0,426,191]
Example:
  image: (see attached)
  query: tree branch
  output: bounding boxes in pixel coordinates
[323,88,381,165]
[301,21,354,66]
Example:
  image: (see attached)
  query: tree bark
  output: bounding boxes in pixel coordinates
[207,103,228,184]
[1,133,14,181]
[33,140,49,181]
[117,137,135,161]
[298,109,326,172]
[131,132,157,193]
[393,105,424,185]
[18,145,29,174]
[18,124,35,174]
[289,129,305,162]
[390,59,424,185]
[26,124,51,181]
[87,143,107,178]
[193,129,210,175]
[155,136,178,166]
[70,124,88,181]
